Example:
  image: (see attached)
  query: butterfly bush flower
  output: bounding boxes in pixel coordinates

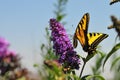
[50,18,80,69]
[0,37,10,57]
[0,37,20,75]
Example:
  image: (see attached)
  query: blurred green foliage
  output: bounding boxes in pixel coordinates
[103,43,120,70]
[54,0,68,23]
[93,51,105,74]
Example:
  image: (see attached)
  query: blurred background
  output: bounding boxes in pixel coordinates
[0,0,120,79]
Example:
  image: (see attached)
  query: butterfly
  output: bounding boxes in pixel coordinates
[73,13,108,54]
[110,0,120,5]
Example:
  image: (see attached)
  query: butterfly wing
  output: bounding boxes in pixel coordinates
[87,33,108,51]
[73,35,78,48]
[73,13,89,48]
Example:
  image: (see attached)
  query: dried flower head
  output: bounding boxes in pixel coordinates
[108,15,120,40]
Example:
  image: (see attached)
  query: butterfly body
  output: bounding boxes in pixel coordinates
[73,13,108,54]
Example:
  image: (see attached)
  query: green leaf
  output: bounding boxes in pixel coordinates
[96,54,105,70]
[72,75,81,80]
[85,75,105,80]
[81,75,90,80]
[40,44,45,51]
[118,65,120,71]
[111,56,120,70]
[103,43,120,70]
[33,64,39,67]
[17,76,26,80]
[96,50,106,57]
[85,53,95,62]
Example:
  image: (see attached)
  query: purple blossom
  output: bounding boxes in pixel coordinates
[0,37,16,57]
[0,37,18,75]
[50,18,80,69]
[6,50,16,57]
[0,37,10,57]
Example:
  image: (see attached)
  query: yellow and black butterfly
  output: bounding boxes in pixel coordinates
[73,13,108,54]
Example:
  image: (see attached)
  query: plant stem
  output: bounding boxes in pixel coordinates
[79,61,87,78]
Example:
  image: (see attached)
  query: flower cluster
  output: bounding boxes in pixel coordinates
[50,18,80,70]
[0,37,20,75]
[0,37,10,57]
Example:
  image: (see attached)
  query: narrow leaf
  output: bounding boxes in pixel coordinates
[111,56,120,70]
[85,75,105,80]
[103,43,120,70]
[85,53,95,62]
[81,75,90,80]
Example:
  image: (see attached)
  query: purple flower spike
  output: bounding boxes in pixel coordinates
[50,18,80,70]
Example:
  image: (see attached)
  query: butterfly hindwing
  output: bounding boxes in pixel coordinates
[73,13,89,48]
[87,33,108,50]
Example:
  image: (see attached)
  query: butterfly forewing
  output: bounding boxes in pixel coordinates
[73,35,78,48]
[73,13,89,48]
[78,13,89,31]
